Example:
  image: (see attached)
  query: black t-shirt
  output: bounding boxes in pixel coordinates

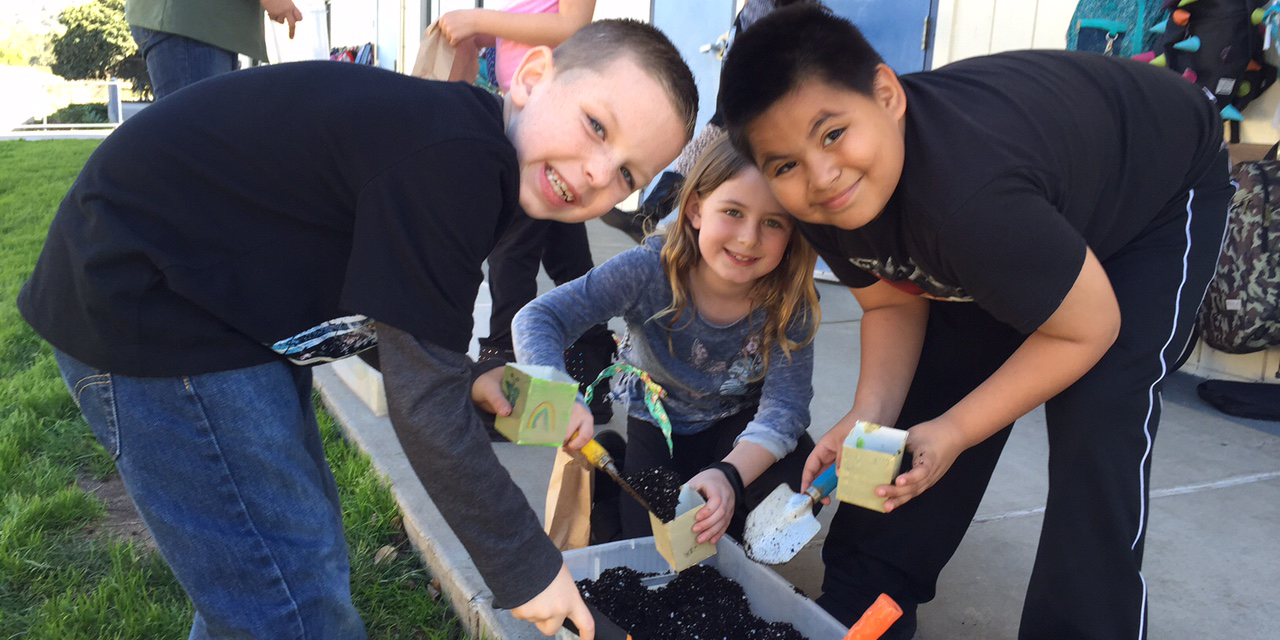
[800,50,1224,334]
[19,61,518,376]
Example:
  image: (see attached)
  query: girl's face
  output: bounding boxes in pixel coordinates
[689,168,794,291]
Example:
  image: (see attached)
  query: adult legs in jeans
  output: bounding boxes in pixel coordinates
[618,412,816,542]
[817,302,1025,638]
[53,350,365,640]
[130,26,240,99]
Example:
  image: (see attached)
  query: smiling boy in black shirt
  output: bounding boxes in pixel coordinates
[719,6,1229,639]
[19,20,695,639]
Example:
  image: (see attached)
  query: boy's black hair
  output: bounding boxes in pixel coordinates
[718,4,884,158]
[554,19,699,140]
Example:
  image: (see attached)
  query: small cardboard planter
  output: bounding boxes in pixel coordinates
[494,364,578,446]
[555,536,847,640]
[835,421,908,513]
[648,485,716,572]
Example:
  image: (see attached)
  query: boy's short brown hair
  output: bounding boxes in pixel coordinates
[553,19,699,140]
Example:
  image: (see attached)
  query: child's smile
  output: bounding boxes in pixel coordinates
[543,165,578,204]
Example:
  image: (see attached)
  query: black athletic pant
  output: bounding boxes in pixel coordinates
[481,210,601,355]
[818,153,1232,640]
[618,410,816,543]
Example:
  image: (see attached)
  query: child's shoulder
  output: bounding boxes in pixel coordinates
[598,234,666,276]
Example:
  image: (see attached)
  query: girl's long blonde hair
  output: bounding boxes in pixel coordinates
[655,133,821,377]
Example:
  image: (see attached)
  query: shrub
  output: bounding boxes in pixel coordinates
[45,103,109,124]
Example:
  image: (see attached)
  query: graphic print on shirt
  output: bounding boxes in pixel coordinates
[849,255,972,302]
[710,335,764,396]
[270,315,378,365]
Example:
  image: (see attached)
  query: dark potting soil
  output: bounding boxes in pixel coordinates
[624,467,683,522]
[577,565,806,640]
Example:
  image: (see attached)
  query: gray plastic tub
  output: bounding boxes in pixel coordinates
[557,536,847,640]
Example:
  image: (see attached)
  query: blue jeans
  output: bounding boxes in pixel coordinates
[130,26,240,99]
[54,350,366,640]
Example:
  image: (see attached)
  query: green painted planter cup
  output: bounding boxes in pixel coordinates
[494,363,579,446]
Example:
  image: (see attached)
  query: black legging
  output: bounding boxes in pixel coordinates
[618,409,816,543]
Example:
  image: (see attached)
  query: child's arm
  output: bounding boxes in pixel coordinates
[437,0,596,48]
[802,279,929,495]
[512,245,655,447]
[879,247,1119,511]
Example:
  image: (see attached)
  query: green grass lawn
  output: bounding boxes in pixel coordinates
[0,139,464,639]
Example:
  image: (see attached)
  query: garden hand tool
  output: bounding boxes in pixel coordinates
[562,598,632,639]
[579,438,656,516]
[843,593,903,640]
[742,465,838,564]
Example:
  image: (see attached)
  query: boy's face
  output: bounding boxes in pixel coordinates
[506,49,688,223]
[744,67,906,231]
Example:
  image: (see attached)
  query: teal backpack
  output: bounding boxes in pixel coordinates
[1067,0,1167,56]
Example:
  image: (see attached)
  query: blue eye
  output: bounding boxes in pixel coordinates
[589,117,605,138]
[822,128,845,146]
[724,208,743,218]
[764,218,784,229]
[774,161,796,177]
[621,167,635,190]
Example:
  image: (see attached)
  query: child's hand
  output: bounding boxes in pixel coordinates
[877,418,968,512]
[470,367,512,417]
[686,469,734,545]
[563,401,594,451]
[510,563,594,638]
[802,415,858,505]
[437,9,484,47]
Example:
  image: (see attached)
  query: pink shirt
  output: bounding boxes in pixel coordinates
[494,0,560,93]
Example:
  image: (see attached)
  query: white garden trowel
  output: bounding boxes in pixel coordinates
[742,465,838,564]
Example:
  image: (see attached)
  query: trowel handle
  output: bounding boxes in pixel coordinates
[808,465,839,501]
[562,600,632,640]
[581,439,614,470]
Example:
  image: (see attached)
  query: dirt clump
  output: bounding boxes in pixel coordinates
[624,467,683,522]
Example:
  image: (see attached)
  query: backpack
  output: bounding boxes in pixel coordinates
[1145,0,1277,119]
[1067,0,1167,56]
[1197,144,1280,354]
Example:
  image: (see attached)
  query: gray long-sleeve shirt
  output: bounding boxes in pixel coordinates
[513,238,814,459]
[379,324,561,609]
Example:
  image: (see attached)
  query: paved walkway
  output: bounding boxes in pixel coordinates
[315,219,1280,639]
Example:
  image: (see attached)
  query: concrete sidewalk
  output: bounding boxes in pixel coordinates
[315,218,1280,639]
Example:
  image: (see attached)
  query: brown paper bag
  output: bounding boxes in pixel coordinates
[411,24,480,83]
[544,447,593,551]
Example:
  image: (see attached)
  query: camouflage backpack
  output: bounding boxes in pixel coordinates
[1198,145,1280,353]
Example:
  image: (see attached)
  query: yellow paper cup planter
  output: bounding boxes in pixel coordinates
[650,485,717,572]
[836,421,909,513]
[494,364,579,446]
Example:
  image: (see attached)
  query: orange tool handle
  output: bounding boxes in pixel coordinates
[843,593,903,640]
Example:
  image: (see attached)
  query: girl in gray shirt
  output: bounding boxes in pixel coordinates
[514,134,821,544]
